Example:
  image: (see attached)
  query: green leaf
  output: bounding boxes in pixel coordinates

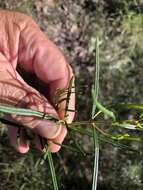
[111,134,143,141]
[91,37,100,190]
[112,103,143,111]
[91,37,100,118]
[64,76,74,119]
[140,113,143,118]
[43,144,59,190]
[112,122,137,130]
[0,104,58,122]
[92,93,116,122]
[67,125,137,150]
[92,125,99,190]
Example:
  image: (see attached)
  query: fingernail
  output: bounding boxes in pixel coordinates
[18,145,29,154]
[16,128,29,154]
[48,140,61,153]
[49,125,67,153]
[34,120,62,139]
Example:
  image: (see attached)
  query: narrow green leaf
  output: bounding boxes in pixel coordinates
[43,145,59,190]
[112,122,136,130]
[140,113,143,118]
[91,37,100,118]
[111,134,143,141]
[99,136,136,151]
[0,104,58,122]
[69,135,87,157]
[92,94,116,122]
[64,76,74,119]
[91,37,100,190]
[92,125,99,190]
[112,103,143,111]
[53,141,86,156]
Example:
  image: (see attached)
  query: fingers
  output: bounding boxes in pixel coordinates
[17,14,75,151]
[17,17,75,122]
[49,126,67,153]
[0,10,75,153]
[0,69,62,153]
[33,119,62,139]
[0,10,75,121]
[7,126,29,153]
[48,64,75,123]
[35,125,67,153]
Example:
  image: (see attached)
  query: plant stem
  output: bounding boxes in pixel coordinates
[43,145,59,190]
[92,124,99,190]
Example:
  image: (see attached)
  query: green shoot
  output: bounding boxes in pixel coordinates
[92,125,99,190]
[91,96,116,122]
[91,37,100,118]
[64,76,74,119]
[0,104,58,122]
[43,144,59,190]
[91,37,100,190]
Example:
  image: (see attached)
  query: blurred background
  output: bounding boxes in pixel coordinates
[0,0,143,189]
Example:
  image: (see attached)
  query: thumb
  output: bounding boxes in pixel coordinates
[0,68,62,152]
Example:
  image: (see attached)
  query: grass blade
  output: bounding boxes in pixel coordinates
[64,76,74,119]
[111,103,143,110]
[112,122,137,130]
[43,145,59,190]
[91,37,100,190]
[91,95,116,122]
[53,141,86,156]
[0,104,58,122]
[91,37,100,118]
[92,125,99,190]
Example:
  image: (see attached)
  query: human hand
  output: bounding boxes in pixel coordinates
[0,10,75,153]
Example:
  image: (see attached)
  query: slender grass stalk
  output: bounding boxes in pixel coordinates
[91,37,100,190]
[111,103,143,110]
[92,111,102,119]
[43,145,59,190]
[90,38,115,122]
[92,96,116,122]
[0,105,58,121]
[92,125,99,190]
[91,37,100,118]
[64,76,74,119]
[53,141,87,156]
[112,122,137,130]
[69,134,87,157]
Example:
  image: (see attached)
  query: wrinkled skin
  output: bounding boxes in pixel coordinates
[0,10,75,153]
